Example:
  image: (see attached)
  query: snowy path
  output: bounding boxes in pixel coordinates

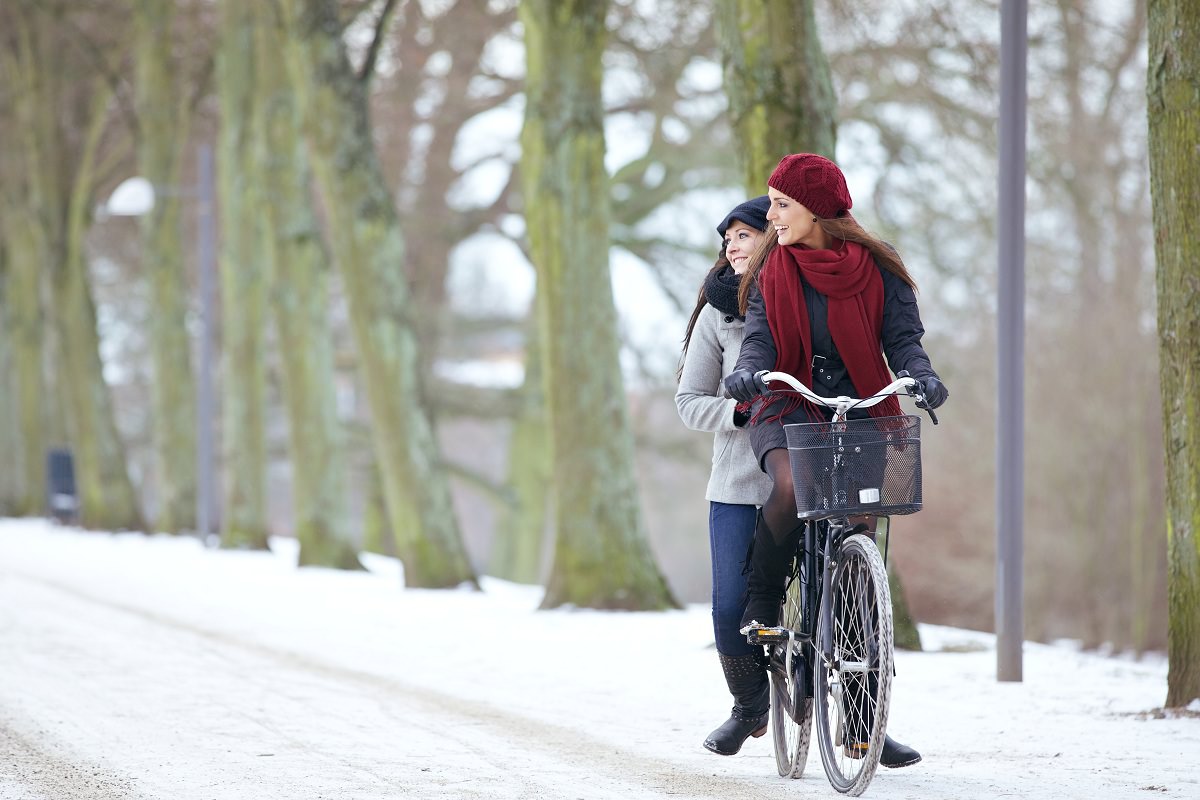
[1,520,1197,799]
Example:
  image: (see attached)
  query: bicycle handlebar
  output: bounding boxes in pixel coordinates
[752,369,939,425]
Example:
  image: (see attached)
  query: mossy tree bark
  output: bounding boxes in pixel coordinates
[55,88,144,531]
[490,319,551,584]
[361,455,398,557]
[281,0,476,588]
[134,0,197,534]
[4,12,142,531]
[217,0,270,549]
[1148,0,1200,708]
[883,523,923,651]
[0,245,17,514]
[520,0,678,610]
[0,198,46,515]
[716,0,837,192]
[255,6,361,570]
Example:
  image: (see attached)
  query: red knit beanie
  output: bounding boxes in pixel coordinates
[766,153,853,219]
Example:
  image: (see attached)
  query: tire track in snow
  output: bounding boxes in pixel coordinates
[0,710,150,800]
[8,569,780,800]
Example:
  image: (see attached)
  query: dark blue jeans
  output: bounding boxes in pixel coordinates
[709,501,758,657]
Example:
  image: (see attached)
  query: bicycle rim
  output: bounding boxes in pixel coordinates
[814,534,894,796]
[770,575,813,778]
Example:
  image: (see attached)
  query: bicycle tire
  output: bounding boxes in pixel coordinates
[770,565,813,778]
[813,533,894,796]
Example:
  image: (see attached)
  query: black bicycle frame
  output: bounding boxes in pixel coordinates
[810,423,852,665]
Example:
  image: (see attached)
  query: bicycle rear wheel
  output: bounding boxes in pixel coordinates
[770,566,813,778]
[814,533,894,796]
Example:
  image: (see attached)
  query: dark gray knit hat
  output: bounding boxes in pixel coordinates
[717,195,771,237]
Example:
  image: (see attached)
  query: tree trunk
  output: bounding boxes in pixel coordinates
[256,5,361,570]
[134,0,197,534]
[0,244,18,514]
[1148,0,1200,708]
[55,85,145,531]
[521,0,678,610]
[716,0,837,193]
[217,0,270,550]
[361,455,398,558]
[490,319,551,584]
[4,14,141,530]
[881,523,923,651]
[281,0,476,589]
[0,204,46,515]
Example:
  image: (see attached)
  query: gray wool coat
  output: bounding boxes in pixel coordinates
[675,304,774,506]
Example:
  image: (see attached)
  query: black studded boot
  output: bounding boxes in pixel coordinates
[703,652,770,755]
[739,512,802,630]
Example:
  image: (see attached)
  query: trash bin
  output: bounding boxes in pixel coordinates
[46,448,78,524]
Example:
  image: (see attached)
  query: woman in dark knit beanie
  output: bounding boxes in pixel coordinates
[675,196,775,756]
[723,153,948,769]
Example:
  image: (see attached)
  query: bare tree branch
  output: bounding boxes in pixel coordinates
[358,0,399,84]
[1100,0,1147,122]
[443,460,516,508]
[56,11,138,136]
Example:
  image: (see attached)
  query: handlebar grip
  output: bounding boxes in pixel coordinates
[722,370,771,400]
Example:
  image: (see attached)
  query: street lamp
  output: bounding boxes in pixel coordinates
[105,176,156,216]
[103,144,219,545]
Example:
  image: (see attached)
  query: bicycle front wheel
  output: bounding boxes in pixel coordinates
[770,568,813,778]
[814,533,894,796]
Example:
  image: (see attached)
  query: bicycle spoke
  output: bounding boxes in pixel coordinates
[813,534,894,796]
[770,545,813,778]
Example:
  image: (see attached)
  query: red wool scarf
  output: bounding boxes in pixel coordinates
[755,240,902,423]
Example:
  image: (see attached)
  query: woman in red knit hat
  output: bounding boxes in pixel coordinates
[723,153,948,769]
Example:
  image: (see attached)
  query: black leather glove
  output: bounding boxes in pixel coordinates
[724,369,767,403]
[916,375,948,410]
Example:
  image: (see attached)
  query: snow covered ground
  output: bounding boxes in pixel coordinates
[1,518,1196,800]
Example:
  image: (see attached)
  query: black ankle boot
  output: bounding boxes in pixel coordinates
[739,513,802,630]
[845,734,922,767]
[703,652,769,756]
[880,735,921,768]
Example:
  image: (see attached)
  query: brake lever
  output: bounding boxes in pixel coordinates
[913,391,939,425]
[898,370,939,425]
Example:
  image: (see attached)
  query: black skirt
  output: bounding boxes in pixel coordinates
[745,400,871,472]
[746,400,830,471]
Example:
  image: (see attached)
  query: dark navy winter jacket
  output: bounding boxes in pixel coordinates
[734,261,939,399]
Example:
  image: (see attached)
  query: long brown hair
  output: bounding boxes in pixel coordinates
[677,253,730,382]
[737,215,918,313]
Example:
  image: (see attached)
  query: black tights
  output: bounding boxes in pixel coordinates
[761,449,799,543]
[761,448,878,543]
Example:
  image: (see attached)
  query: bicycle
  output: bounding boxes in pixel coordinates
[740,369,936,796]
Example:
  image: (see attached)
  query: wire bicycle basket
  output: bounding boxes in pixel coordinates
[784,415,922,520]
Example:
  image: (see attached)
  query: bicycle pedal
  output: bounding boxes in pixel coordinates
[742,625,790,645]
[844,742,869,760]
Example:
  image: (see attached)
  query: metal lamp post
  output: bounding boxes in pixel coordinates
[996,0,1027,682]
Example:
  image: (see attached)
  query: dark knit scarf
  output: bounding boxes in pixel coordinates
[703,265,743,318]
[755,240,901,423]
